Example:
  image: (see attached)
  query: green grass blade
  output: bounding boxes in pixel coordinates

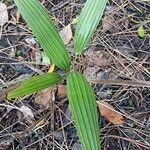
[74,0,107,53]
[7,73,62,99]
[14,0,70,70]
[67,71,100,150]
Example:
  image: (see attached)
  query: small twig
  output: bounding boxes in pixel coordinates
[91,79,150,87]
[51,1,70,11]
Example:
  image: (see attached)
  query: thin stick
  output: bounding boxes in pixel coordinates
[90,79,150,87]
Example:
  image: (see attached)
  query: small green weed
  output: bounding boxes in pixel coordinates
[7,0,107,149]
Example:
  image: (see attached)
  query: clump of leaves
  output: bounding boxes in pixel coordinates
[7,0,107,149]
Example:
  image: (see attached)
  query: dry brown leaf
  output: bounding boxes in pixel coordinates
[59,24,72,45]
[0,2,8,26]
[57,85,67,97]
[84,50,109,67]
[35,87,57,109]
[19,105,34,119]
[97,100,124,125]
[102,6,116,31]
[102,14,114,31]
[48,64,55,73]
[83,66,101,80]
[16,10,21,22]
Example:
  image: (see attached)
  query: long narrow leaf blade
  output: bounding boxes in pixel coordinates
[14,0,70,70]
[74,0,107,53]
[67,71,100,150]
[7,73,62,99]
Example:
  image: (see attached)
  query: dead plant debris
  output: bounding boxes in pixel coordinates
[0,0,150,149]
[97,100,124,125]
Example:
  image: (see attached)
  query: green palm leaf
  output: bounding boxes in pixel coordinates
[67,71,100,150]
[74,0,107,53]
[14,0,70,70]
[7,72,62,99]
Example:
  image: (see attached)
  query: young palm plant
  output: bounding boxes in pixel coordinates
[8,0,107,149]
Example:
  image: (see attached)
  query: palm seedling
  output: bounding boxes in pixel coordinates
[7,0,107,149]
